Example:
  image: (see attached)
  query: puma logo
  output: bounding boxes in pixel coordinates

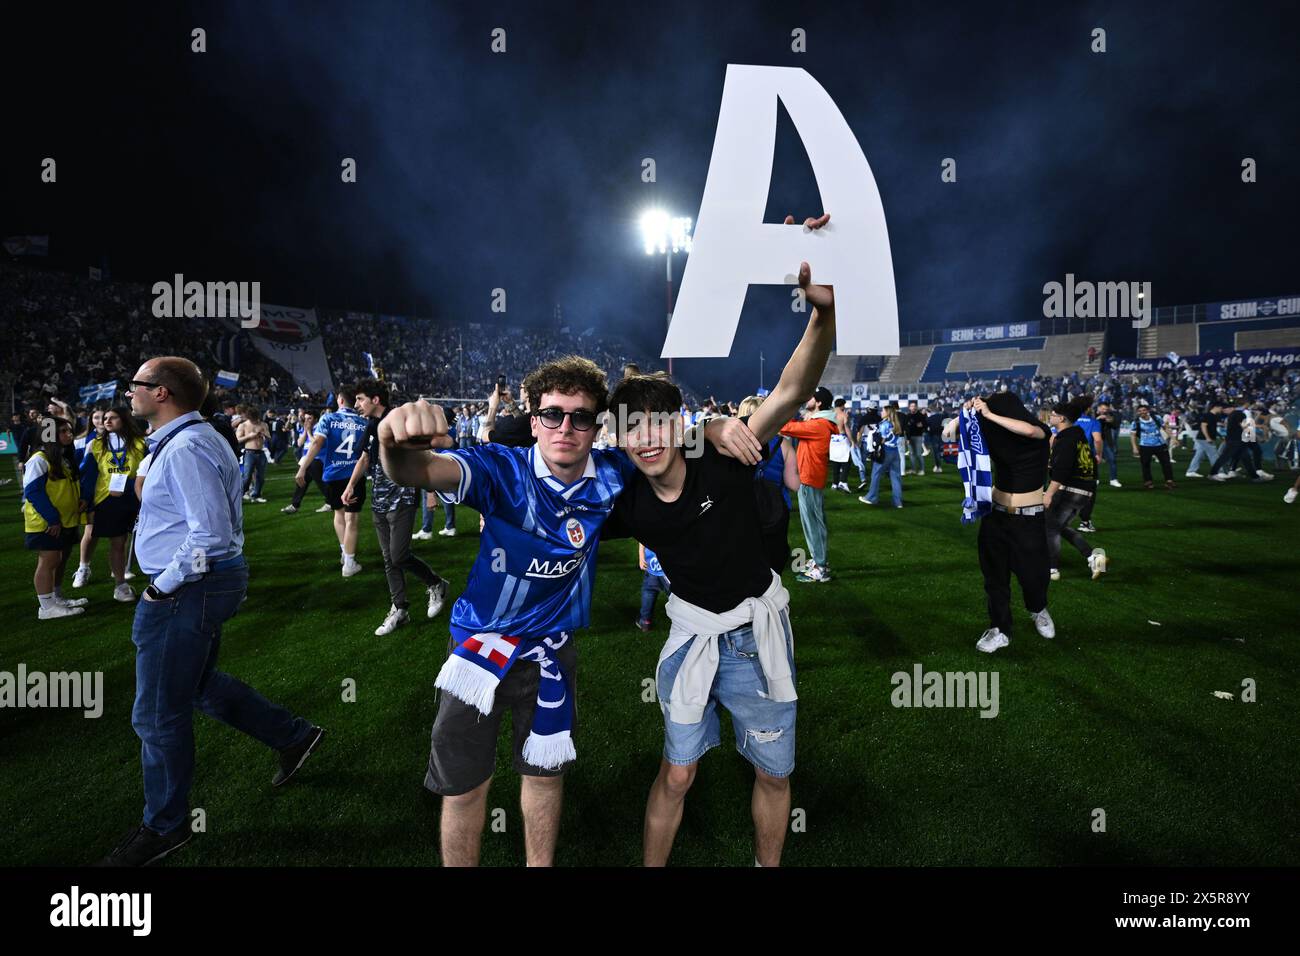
[698,496,714,515]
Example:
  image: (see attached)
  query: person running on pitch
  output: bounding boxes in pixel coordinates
[1044,397,1108,582]
[604,220,833,867]
[376,357,755,866]
[341,378,450,635]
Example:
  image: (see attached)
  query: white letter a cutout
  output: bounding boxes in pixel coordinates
[663,65,898,358]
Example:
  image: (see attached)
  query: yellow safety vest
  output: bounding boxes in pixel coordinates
[88,435,147,505]
[23,451,82,533]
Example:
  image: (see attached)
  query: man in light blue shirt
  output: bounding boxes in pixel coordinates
[99,356,323,867]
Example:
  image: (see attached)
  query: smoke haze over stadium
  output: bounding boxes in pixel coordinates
[3,0,1298,398]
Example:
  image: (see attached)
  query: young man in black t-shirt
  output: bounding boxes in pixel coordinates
[1045,398,1108,582]
[343,379,450,635]
[605,239,834,867]
[952,392,1055,653]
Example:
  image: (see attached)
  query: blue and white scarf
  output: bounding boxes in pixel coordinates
[435,625,575,770]
[957,407,993,524]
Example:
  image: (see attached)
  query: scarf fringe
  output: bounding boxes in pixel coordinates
[522,729,575,771]
[435,655,499,715]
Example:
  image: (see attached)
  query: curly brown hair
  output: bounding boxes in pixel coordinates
[523,355,609,415]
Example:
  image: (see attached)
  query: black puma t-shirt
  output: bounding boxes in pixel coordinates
[606,439,772,614]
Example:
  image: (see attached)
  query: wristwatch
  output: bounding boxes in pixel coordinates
[144,584,171,601]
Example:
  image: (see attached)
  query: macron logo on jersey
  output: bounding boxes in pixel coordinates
[527,552,587,580]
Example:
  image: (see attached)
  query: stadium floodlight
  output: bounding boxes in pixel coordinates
[639,209,693,255]
[640,209,694,374]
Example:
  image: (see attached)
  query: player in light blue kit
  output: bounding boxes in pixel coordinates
[378,356,754,867]
[296,387,370,576]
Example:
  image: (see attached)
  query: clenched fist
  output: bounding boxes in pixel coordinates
[379,400,449,449]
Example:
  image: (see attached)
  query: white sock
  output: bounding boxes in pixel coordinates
[78,563,90,572]
[38,592,59,610]
[344,553,356,563]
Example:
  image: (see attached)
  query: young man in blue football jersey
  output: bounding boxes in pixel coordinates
[604,227,836,867]
[379,356,759,866]
[296,387,370,577]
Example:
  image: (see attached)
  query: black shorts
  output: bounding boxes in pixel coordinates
[425,636,579,796]
[25,528,79,551]
[90,493,139,538]
[324,478,365,513]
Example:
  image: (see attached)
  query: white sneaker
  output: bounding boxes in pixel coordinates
[57,595,89,608]
[976,628,1009,653]
[342,560,362,578]
[254,496,267,503]
[123,570,136,580]
[1184,471,1202,478]
[858,495,875,505]
[1030,608,1056,639]
[73,566,91,588]
[1209,473,1230,482]
[281,504,299,514]
[39,604,85,620]
[932,466,941,473]
[315,503,333,513]
[1049,568,1060,581]
[439,528,457,537]
[1256,470,1274,480]
[113,583,136,602]
[1089,548,1108,580]
[1284,488,1297,504]
[1109,479,1122,488]
[243,492,252,502]
[374,605,409,636]
[427,580,449,619]
[412,530,434,540]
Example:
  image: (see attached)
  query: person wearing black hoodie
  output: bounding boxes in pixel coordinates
[967,391,1055,653]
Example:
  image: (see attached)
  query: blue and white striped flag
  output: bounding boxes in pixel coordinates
[957,407,993,524]
[215,370,240,389]
[78,380,117,403]
[362,352,377,376]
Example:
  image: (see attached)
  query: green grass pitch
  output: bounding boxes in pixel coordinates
[1,456,1297,866]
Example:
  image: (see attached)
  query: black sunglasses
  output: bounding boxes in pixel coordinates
[533,407,598,432]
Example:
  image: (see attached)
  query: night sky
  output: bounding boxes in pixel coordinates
[3,0,1297,396]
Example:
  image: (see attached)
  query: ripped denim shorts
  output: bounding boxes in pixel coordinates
[657,622,797,777]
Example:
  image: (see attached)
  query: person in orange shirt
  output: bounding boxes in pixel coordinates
[780,386,839,583]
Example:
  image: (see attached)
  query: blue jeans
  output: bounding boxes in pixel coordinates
[867,445,903,506]
[130,557,311,834]
[639,572,670,623]
[850,445,866,484]
[1101,440,1118,480]
[421,494,455,532]
[796,484,827,567]
[925,434,946,469]
[657,621,798,777]
[906,436,926,473]
[1188,439,1218,474]
[241,449,266,497]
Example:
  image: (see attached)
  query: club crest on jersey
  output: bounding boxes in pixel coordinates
[565,517,586,547]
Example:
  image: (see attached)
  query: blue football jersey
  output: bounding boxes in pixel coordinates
[643,547,665,578]
[314,408,369,481]
[1075,414,1100,442]
[437,444,635,637]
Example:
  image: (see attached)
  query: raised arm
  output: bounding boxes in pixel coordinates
[748,215,836,445]
[377,400,464,492]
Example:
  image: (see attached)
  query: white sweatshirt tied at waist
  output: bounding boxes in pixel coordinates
[660,571,797,724]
